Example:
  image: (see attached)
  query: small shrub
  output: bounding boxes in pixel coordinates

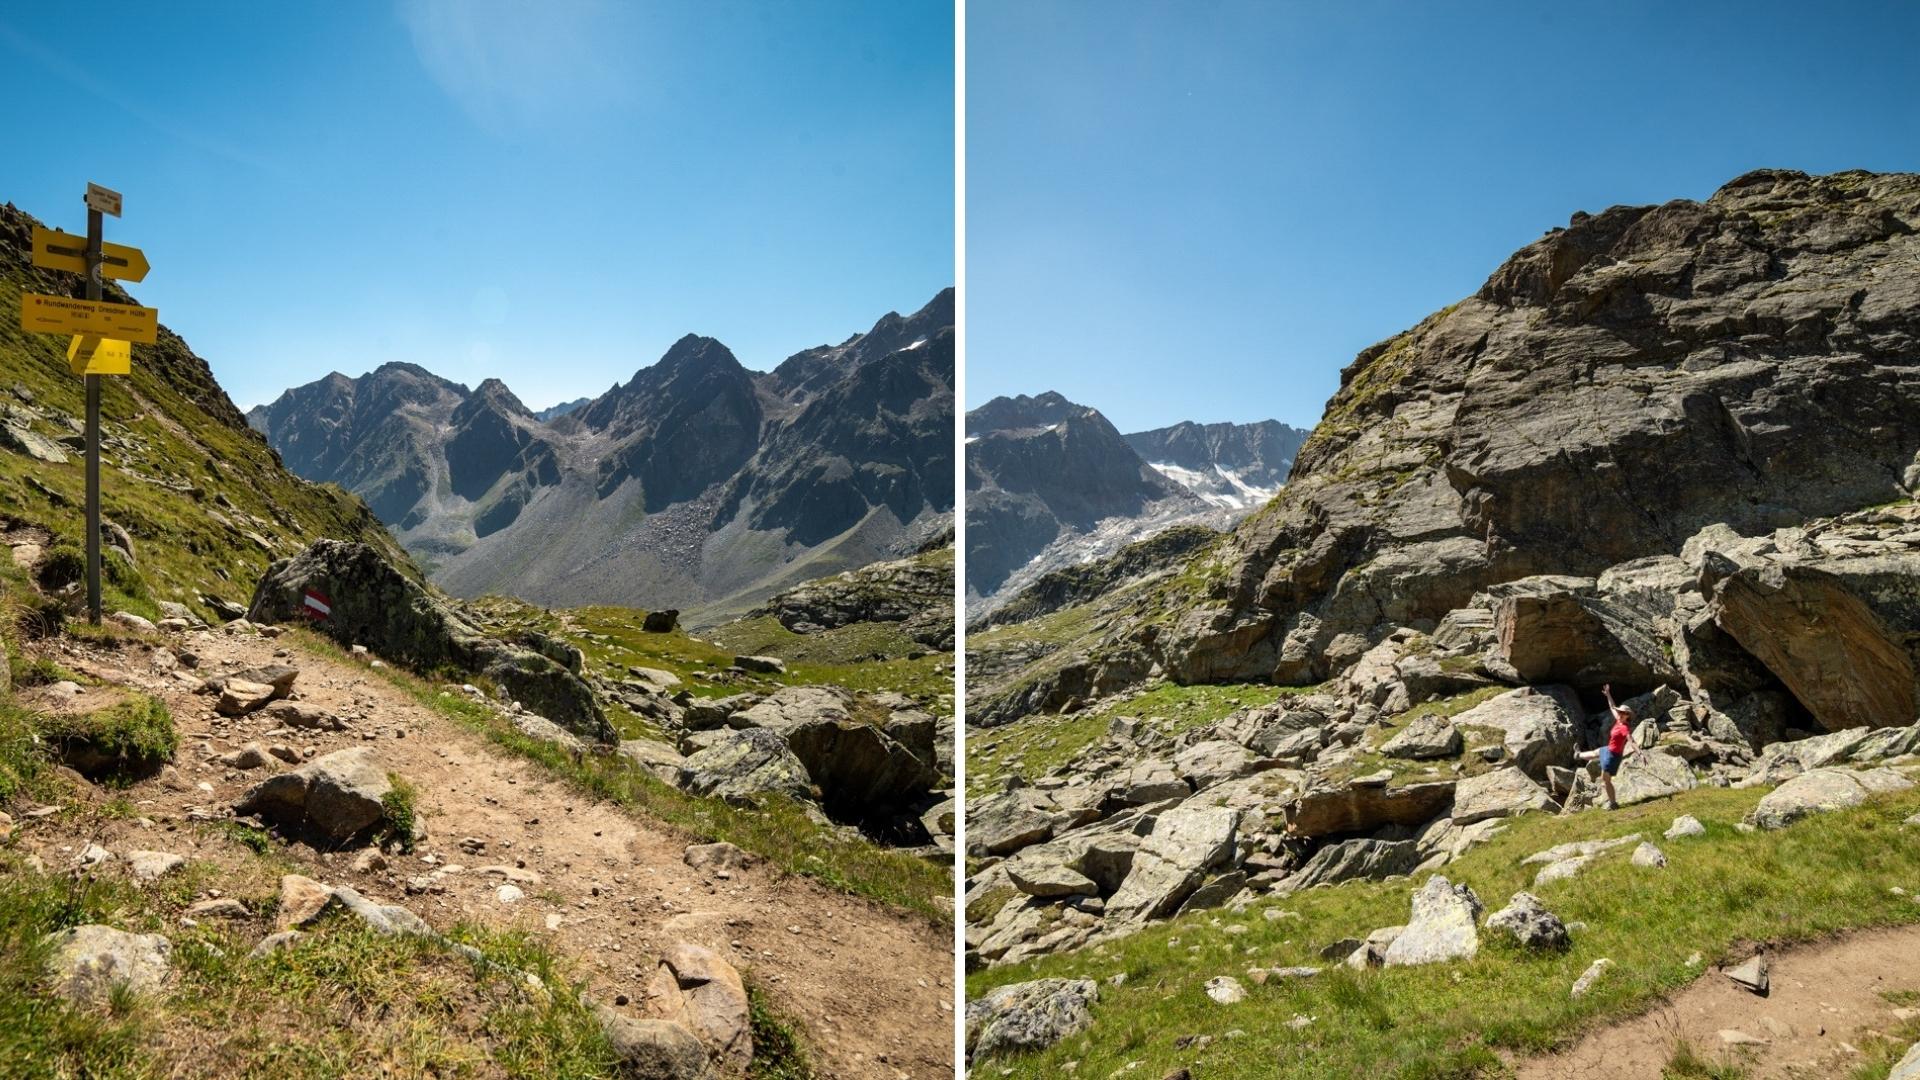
[382,774,419,851]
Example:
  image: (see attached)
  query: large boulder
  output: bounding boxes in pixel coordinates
[1104,806,1238,923]
[1384,876,1483,966]
[248,541,611,741]
[1490,577,1678,693]
[1452,766,1558,825]
[1609,748,1700,806]
[43,925,171,1005]
[235,747,394,844]
[676,729,814,805]
[1747,766,1915,829]
[1700,531,1920,730]
[1450,686,1582,780]
[733,687,939,809]
[1286,778,1455,838]
[965,978,1099,1060]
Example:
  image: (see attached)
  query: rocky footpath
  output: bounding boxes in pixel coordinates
[249,540,953,849]
[3,579,953,1076]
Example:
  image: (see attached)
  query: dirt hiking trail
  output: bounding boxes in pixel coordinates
[1512,924,1920,1079]
[22,623,954,1079]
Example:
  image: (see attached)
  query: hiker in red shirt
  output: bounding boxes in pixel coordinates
[1575,683,1638,810]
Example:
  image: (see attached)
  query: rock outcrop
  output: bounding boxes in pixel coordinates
[1143,170,1920,691]
[248,540,611,741]
[964,170,1920,973]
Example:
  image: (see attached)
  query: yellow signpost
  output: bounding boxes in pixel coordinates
[20,294,157,343]
[66,335,131,376]
[15,181,152,624]
[30,226,149,282]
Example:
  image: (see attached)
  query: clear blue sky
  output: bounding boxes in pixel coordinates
[1,2,952,410]
[967,0,1920,433]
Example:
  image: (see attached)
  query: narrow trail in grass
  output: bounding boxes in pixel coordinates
[1510,924,1920,1079]
[25,625,953,1079]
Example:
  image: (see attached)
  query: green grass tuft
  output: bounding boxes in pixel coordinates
[381,773,419,853]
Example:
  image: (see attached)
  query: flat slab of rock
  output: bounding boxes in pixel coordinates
[44,925,171,1005]
[217,679,278,717]
[1748,767,1914,829]
[1452,766,1558,825]
[1009,864,1098,899]
[966,978,1099,1058]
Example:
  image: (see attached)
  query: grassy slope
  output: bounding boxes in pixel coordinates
[0,235,407,623]
[968,779,1920,1079]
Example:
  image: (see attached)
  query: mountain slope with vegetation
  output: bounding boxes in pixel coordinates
[965,168,1920,1076]
[0,202,407,624]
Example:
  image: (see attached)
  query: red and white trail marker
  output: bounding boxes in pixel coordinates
[302,589,331,620]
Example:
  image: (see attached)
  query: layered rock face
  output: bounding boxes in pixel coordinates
[253,291,954,621]
[1146,169,1920,688]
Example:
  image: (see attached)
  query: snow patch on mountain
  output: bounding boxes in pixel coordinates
[1147,461,1281,511]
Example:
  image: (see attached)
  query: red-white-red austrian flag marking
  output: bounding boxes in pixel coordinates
[302,589,331,619]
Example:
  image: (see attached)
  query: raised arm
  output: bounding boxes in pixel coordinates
[1602,682,1617,710]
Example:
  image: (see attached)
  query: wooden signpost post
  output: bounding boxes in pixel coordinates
[19,183,153,624]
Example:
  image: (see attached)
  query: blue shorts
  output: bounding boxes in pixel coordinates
[1598,748,1622,775]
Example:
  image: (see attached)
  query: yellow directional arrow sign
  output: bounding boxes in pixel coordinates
[30,226,150,283]
[20,293,157,344]
[67,334,130,376]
